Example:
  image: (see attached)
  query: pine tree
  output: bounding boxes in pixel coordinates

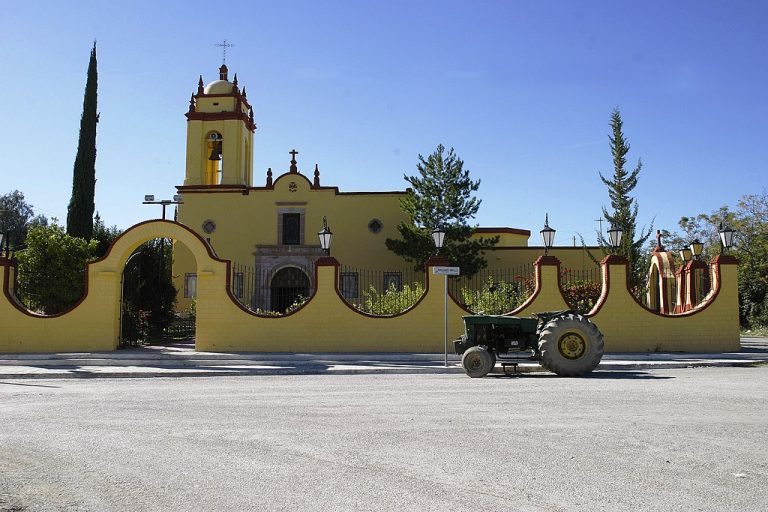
[66,42,98,239]
[599,108,653,291]
[385,144,498,276]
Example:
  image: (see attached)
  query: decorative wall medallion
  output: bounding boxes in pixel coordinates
[289,182,298,193]
[368,218,383,234]
[202,219,217,234]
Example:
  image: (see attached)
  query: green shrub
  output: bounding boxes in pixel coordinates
[461,276,533,314]
[358,282,424,315]
[252,295,309,316]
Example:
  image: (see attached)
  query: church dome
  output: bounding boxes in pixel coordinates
[204,79,235,95]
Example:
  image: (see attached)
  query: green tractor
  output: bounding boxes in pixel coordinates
[453,311,604,378]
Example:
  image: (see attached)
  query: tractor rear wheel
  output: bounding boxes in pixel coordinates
[461,346,494,378]
[538,313,604,376]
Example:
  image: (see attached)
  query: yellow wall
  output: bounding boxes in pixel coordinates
[177,173,408,268]
[0,222,739,354]
[589,255,739,352]
[483,246,601,273]
[185,118,253,186]
[0,221,216,353]
[470,229,530,247]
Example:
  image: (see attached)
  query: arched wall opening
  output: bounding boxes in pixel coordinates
[270,266,311,313]
[119,237,195,346]
[104,220,224,350]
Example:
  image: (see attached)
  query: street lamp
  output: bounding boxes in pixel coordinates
[432,227,446,254]
[689,240,704,260]
[540,214,555,256]
[318,216,333,255]
[679,247,692,263]
[142,194,184,220]
[719,222,736,253]
[607,224,623,253]
[141,194,183,302]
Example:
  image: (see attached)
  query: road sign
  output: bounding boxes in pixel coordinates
[432,266,460,276]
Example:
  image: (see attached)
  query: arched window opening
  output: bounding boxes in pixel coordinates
[206,131,223,185]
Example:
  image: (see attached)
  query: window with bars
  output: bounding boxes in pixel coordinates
[340,272,359,299]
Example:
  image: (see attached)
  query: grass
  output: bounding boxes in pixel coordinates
[741,326,768,337]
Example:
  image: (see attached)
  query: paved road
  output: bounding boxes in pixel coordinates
[1,367,767,511]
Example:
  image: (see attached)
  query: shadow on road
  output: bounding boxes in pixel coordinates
[488,370,673,380]
[0,381,62,388]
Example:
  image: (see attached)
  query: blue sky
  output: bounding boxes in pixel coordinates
[1,0,766,247]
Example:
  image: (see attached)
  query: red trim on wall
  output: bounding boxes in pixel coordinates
[177,171,409,196]
[713,254,739,265]
[185,111,256,132]
[474,227,531,236]
[1,220,226,319]
[316,257,340,267]
[425,256,450,267]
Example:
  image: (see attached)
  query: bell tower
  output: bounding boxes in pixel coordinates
[184,64,256,186]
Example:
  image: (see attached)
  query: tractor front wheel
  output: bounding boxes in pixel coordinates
[538,313,604,376]
[461,346,494,378]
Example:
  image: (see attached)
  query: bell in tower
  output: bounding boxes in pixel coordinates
[182,65,256,187]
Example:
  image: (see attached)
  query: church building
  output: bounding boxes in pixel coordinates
[173,65,594,312]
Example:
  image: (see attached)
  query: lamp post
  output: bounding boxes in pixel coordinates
[607,224,623,254]
[719,222,735,253]
[430,226,450,367]
[318,216,333,256]
[689,240,704,260]
[141,194,183,308]
[142,194,184,220]
[679,247,692,263]
[432,227,446,255]
[540,214,555,256]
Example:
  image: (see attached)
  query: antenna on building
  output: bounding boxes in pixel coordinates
[215,39,234,65]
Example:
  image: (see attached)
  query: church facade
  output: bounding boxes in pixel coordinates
[172,65,595,312]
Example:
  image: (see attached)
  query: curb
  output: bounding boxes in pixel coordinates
[0,359,765,379]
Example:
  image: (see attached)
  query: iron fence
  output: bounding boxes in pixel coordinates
[231,262,315,314]
[558,266,602,314]
[559,267,601,287]
[339,265,425,314]
[449,264,535,314]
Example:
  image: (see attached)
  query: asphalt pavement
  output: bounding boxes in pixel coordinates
[2,368,767,511]
[0,337,765,379]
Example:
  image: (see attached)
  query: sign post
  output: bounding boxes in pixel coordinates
[433,266,460,367]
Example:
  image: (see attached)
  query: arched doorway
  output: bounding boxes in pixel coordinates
[120,237,195,346]
[270,267,310,313]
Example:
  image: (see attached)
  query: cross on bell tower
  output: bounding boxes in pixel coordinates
[215,39,234,65]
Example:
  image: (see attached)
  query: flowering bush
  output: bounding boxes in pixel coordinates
[559,267,602,314]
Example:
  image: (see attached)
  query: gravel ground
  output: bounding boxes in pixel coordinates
[1,367,767,511]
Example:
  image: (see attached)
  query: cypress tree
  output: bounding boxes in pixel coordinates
[66,42,98,239]
[599,108,653,291]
